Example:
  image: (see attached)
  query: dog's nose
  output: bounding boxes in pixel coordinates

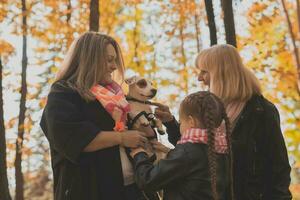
[151,89,157,96]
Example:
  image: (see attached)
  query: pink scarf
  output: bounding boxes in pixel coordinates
[90,81,130,131]
[177,124,228,154]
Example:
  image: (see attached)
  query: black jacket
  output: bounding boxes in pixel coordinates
[133,142,231,200]
[40,81,143,200]
[164,95,292,200]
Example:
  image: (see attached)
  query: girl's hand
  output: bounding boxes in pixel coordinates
[154,103,173,123]
[151,140,170,154]
[130,147,147,158]
[120,130,148,148]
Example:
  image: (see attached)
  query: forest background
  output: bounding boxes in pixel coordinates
[0,0,300,199]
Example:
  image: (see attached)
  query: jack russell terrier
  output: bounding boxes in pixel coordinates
[125,75,165,138]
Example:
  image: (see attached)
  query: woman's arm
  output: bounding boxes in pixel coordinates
[163,118,181,145]
[83,130,148,152]
[154,104,181,145]
[264,104,292,199]
[40,91,147,163]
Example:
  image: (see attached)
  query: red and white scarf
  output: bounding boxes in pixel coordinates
[90,81,130,131]
[177,125,228,154]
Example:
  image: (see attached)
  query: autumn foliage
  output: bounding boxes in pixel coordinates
[0,0,300,199]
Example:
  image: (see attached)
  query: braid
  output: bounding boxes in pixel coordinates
[203,97,218,200]
[223,108,235,200]
[180,91,233,200]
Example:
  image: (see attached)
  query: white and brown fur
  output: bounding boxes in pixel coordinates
[125,76,166,198]
[125,75,165,137]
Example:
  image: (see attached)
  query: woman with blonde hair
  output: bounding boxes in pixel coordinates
[155,44,292,200]
[40,32,154,200]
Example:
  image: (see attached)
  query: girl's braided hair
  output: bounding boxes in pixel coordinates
[179,91,234,200]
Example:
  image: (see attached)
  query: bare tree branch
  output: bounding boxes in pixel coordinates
[281,0,300,94]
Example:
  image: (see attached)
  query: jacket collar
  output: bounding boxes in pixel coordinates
[233,94,264,132]
[244,94,265,114]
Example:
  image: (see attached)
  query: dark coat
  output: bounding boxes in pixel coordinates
[40,81,143,200]
[164,95,292,200]
[133,143,231,200]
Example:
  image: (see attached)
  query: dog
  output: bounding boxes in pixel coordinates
[125,76,166,199]
[125,75,165,137]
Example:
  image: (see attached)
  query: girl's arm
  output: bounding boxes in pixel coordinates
[131,145,189,193]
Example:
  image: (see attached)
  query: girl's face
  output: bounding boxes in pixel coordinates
[197,63,210,86]
[179,113,197,135]
[101,44,118,85]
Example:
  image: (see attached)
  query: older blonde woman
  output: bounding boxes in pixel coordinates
[40,32,154,200]
[155,44,292,200]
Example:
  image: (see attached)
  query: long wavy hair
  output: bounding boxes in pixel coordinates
[195,44,261,105]
[179,91,234,200]
[54,32,125,101]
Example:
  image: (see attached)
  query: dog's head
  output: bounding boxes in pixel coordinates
[125,76,157,101]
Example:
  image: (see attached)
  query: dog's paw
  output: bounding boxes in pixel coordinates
[157,129,165,135]
[141,121,150,127]
[139,117,150,127]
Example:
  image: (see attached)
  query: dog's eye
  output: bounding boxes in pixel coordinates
[137,79,147,88]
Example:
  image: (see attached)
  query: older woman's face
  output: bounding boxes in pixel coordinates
[102,44,118,84]
[197,64,210,86]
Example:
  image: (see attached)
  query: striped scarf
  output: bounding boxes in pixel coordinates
[177,124,228,154]
[91,81,130,131]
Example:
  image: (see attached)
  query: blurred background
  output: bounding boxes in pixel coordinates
[0,0,299,199]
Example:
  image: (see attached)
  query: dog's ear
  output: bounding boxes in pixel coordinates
[125,76,137,85]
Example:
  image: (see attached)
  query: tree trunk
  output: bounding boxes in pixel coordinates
[204,0,217,46]
[221,0,237,47]
[194,9,201,53]
[89,0,99,31]
[66,0,71,23]
[297,0,300,33]
[15,0,28,199]
[281,0,300,94]
[0,58,11,200]
[133,4,141,70]
[179,16,188,95]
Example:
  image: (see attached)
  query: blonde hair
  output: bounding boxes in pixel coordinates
[195,44,261,104]
[55,32,125,101]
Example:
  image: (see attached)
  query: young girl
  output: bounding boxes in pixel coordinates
[130,91,233,200]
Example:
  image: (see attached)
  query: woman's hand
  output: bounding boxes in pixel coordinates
[154,103,173,123]
[120,130,148,148]
[151,140,170,154]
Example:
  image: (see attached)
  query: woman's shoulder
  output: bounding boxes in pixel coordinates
[247,94,278,115]
[50,80,77,94]
[260,95,279,114]
[47,81,83,104]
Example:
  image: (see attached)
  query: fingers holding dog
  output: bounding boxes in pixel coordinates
[121,130,148,148]
[154,104,173,123]
[150,140,170,154]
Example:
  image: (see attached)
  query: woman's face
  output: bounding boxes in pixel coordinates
[101,44,118,85]
[197,64,210,86]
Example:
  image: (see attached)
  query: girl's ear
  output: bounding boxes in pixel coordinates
[125,76,137,85]
[188,115,197,128]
